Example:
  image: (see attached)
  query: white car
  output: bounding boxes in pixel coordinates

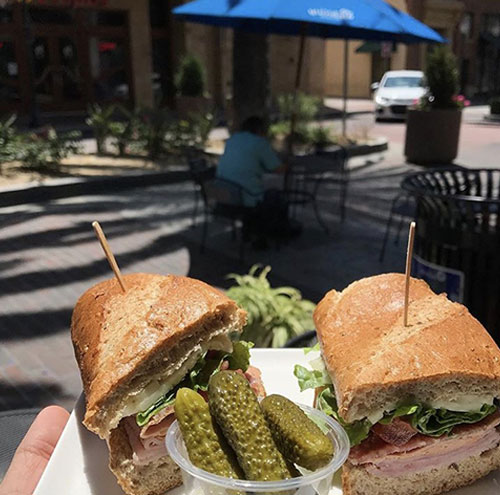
[372,70,426,121]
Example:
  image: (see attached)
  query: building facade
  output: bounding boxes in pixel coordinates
[1,0,499,117]
[184,0,500,101]
[453,0,500,97]
[0,0,181,115]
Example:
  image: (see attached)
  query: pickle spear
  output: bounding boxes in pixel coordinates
[261,394,334,470]
[208,371,298,481]
[175,388,243,479]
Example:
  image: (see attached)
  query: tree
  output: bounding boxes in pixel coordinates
[232,31,270,129]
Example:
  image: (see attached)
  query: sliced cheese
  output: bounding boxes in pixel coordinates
[364,395,496,425]
[122,334,233,417]
[427,395,495,413]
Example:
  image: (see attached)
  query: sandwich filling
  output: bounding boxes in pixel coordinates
[294,346,500,477]
[122,340,265,465]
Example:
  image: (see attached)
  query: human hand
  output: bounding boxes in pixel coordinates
[0,406,69,495]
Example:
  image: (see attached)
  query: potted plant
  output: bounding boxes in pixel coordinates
[405,46,469,165]
[175,54,209,117]
[489,97,500,119]
[226,265,315,348]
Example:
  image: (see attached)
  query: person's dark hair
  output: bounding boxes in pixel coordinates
[240,116,266,135]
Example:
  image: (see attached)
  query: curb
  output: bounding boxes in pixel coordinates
[347,140,388,157]
[0,169,191,208]
[484,115,500,124]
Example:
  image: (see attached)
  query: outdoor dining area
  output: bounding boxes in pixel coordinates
[171,0,444,259]
[2,1,500,495]
[188,143,348,261]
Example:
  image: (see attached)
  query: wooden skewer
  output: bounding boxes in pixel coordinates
[92,221,127,293]
[404,222,416,327]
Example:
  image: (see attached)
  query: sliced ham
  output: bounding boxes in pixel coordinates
[350,411,500,478]
[139,405,175,439]
[372,418,418,447]
[366,427,500,477]
[244,365,266,399]
[123,416,168,466]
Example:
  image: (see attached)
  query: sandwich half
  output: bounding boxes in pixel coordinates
[71,273,256,495]
[295,273,500,495]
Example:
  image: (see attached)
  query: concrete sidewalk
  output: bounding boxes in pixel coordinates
[0,154,413,413]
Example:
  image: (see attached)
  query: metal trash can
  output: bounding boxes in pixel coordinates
[402,168,500,343]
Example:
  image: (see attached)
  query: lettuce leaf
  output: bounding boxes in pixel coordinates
[317,387,371,446]
[136,341,253,426]
[136,389,177,427]
[378,404,420,425]
[294,355,499,446]
[294,364,331,391]
[227,341,254,371]
[304,342,321,354]
[410,404,498,437]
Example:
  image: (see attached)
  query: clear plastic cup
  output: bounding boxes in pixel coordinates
[166,403,349,495]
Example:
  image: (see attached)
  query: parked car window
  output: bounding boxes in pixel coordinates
[383,76,423,88]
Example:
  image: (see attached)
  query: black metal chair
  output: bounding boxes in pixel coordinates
[199,177,259,262]
[285,146,348,234]
[188,157,215,227]
[379,192,417,262]
[0,409,39,478]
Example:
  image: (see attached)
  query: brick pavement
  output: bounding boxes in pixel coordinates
[0,157,413,413]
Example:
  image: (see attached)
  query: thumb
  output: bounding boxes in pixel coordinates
[0,406,69,495]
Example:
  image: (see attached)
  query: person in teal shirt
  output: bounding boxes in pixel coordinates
[216,116,293,248]
[217,116,286,207]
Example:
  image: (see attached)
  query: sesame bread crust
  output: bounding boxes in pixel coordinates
[108,420,182,495]
[314,273,500,423]
[342,442,500,495]
[71,273,246,437]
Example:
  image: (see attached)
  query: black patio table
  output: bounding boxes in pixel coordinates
[283,145,348,234]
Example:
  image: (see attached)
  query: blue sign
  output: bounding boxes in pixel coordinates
[413,255,465,302]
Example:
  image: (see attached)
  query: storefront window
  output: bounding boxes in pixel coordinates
[460,13,473,39]
[89,37,130,102]
[0,7,13,24]
[0,39,19,102]
[482,14,500,37]
[29,7,75,25]
[87,10,127,27]
[33,37,54,105]
[59,37,82,100]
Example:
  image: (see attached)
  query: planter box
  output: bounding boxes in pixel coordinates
[405,109,462,165]
[176,96,210,117]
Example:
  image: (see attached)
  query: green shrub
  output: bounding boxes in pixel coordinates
[276,92,321,125]
[134,108,173,159]
[269,121,311,144]
[167,112,214,152]
[226,265,315,348]
[175,54,205,97]
[86,104,115,154]
[109,106,140,156]
[0,114,20,164]
[422,46,459,110]
[310,126,333,148]
[18,128,81,171]
[490,97,500,115]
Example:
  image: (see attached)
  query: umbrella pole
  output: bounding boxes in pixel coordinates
[342,39,349,136]
[288,24,307,155]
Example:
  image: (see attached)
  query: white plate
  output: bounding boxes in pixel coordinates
[33,349,500,495]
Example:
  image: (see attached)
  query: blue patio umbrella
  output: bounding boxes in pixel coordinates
[173,0,445,134]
